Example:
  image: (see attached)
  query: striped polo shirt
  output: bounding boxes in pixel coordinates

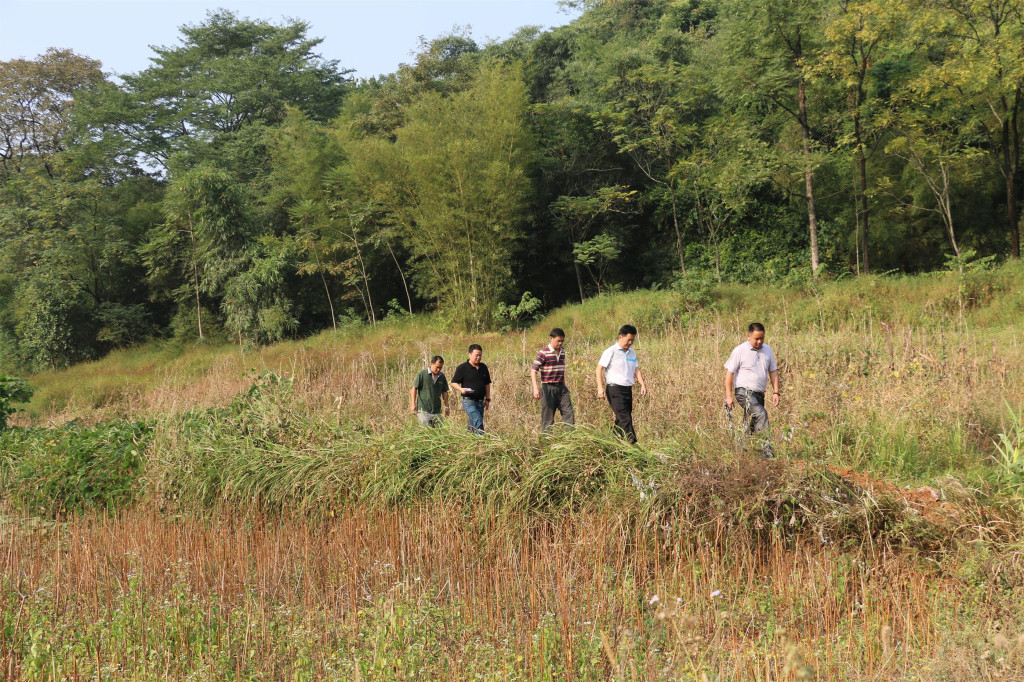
[532,345,566,383]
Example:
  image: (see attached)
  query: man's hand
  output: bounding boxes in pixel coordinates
[639,383,648,398]
[725,395,734,409]
[410,407,417,415]
[771,393,780,407]
[532,388,541,400]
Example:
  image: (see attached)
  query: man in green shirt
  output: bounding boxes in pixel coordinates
[410,356,451,427]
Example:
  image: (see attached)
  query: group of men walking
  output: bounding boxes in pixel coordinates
[410,323,780,455]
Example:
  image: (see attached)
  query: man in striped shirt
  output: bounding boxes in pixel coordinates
[531,328,575,434]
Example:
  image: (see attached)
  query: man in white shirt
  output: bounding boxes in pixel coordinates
[596,324,648,444]
[724,322,780,458]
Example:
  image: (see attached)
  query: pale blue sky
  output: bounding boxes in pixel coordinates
[0,0,580,80]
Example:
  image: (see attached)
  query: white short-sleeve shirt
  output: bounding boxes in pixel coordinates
[599,343,640,386]
[724,342,778,392]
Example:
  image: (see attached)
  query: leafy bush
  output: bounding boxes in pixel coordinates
[493,291,543,331]
[0,376,33,429]
[994,404,1024,494]
[2,421,151,517]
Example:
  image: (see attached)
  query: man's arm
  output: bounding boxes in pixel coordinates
[530,368,541,400]
[770,369,780,407]
[484,382,492,410]
[724,371,735,408]
[634,368,648,398]
[409,386,418,414]
[595,365,606,399]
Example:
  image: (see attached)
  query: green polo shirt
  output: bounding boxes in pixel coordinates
[413,369,449,414]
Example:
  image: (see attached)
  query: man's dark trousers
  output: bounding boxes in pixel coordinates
[541,382,575,433]
[605,384,636,444]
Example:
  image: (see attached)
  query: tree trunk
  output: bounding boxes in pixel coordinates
[1003,88,1021,259]
[187,209,203,340]
[669,186,686,276]
[855,117,870,274]
[798,76,821,277]
[1007,167,1019,259]
[573,260,586,302]
[311,243,337,330]
[350,231,376,326]
[385,240,414,314]
[938,162,961,259]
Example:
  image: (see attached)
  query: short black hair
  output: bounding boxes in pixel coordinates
[748,322,765,333]
[430,355,444,364]
[549,327,565,338]
[468,344,482,354]
[618,324,637,337]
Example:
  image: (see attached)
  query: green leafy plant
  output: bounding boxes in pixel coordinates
[993,403,1024,492]
[493,291,543,331]
[6,420,151,517]
[0,376,33,429]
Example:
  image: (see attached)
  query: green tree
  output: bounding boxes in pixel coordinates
[715,0,836,276]
[0,49,104,178]
[80,10,349,171]
[551,186,638,299]
[573,232,621,293]
[926,0,1024,258]
[819,0,896,273]
[357,62,536,329]
[145,166,247,340]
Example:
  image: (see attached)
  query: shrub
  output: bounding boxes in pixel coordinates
[0,375,33,429]
[3,420,151,517]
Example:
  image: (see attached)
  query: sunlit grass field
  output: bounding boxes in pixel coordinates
[3,266,1024,679]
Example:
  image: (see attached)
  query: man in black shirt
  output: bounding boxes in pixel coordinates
[451,344,492,434]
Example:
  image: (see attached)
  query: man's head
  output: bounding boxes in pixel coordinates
[549,328,565,351]
[747,322,766,350]
[429,356,444,373]
[468,344,483,365]
[617,324,637,350]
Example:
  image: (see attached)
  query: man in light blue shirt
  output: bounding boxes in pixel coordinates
[724,322,780,458]
[596,324,648,443]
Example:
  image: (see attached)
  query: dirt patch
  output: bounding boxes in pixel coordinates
[827,466,966,528]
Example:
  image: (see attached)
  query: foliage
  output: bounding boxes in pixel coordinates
[1,420,150,516]
[1,0,1023,370]
[573,233,621,294]
[492,290,544,331]
[0,48,104,177]
[0,376,32,429]
[79,10,349,171]
[994,403,1024,494]
[355,61,536,330]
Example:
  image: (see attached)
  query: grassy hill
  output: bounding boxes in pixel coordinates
[2,266,1024,679]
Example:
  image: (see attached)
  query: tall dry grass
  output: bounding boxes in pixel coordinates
[4,504,1022,680]
[3,267,1024,679]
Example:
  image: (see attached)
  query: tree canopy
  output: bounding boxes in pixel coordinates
[1,0,1022,370]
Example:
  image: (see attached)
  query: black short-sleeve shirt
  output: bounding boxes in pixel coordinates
[451,361,491,401]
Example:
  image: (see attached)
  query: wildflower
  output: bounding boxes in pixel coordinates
[710,589,723,599]
[649,594,660,605]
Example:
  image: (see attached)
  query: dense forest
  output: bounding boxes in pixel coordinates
[1,0,1021,371]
